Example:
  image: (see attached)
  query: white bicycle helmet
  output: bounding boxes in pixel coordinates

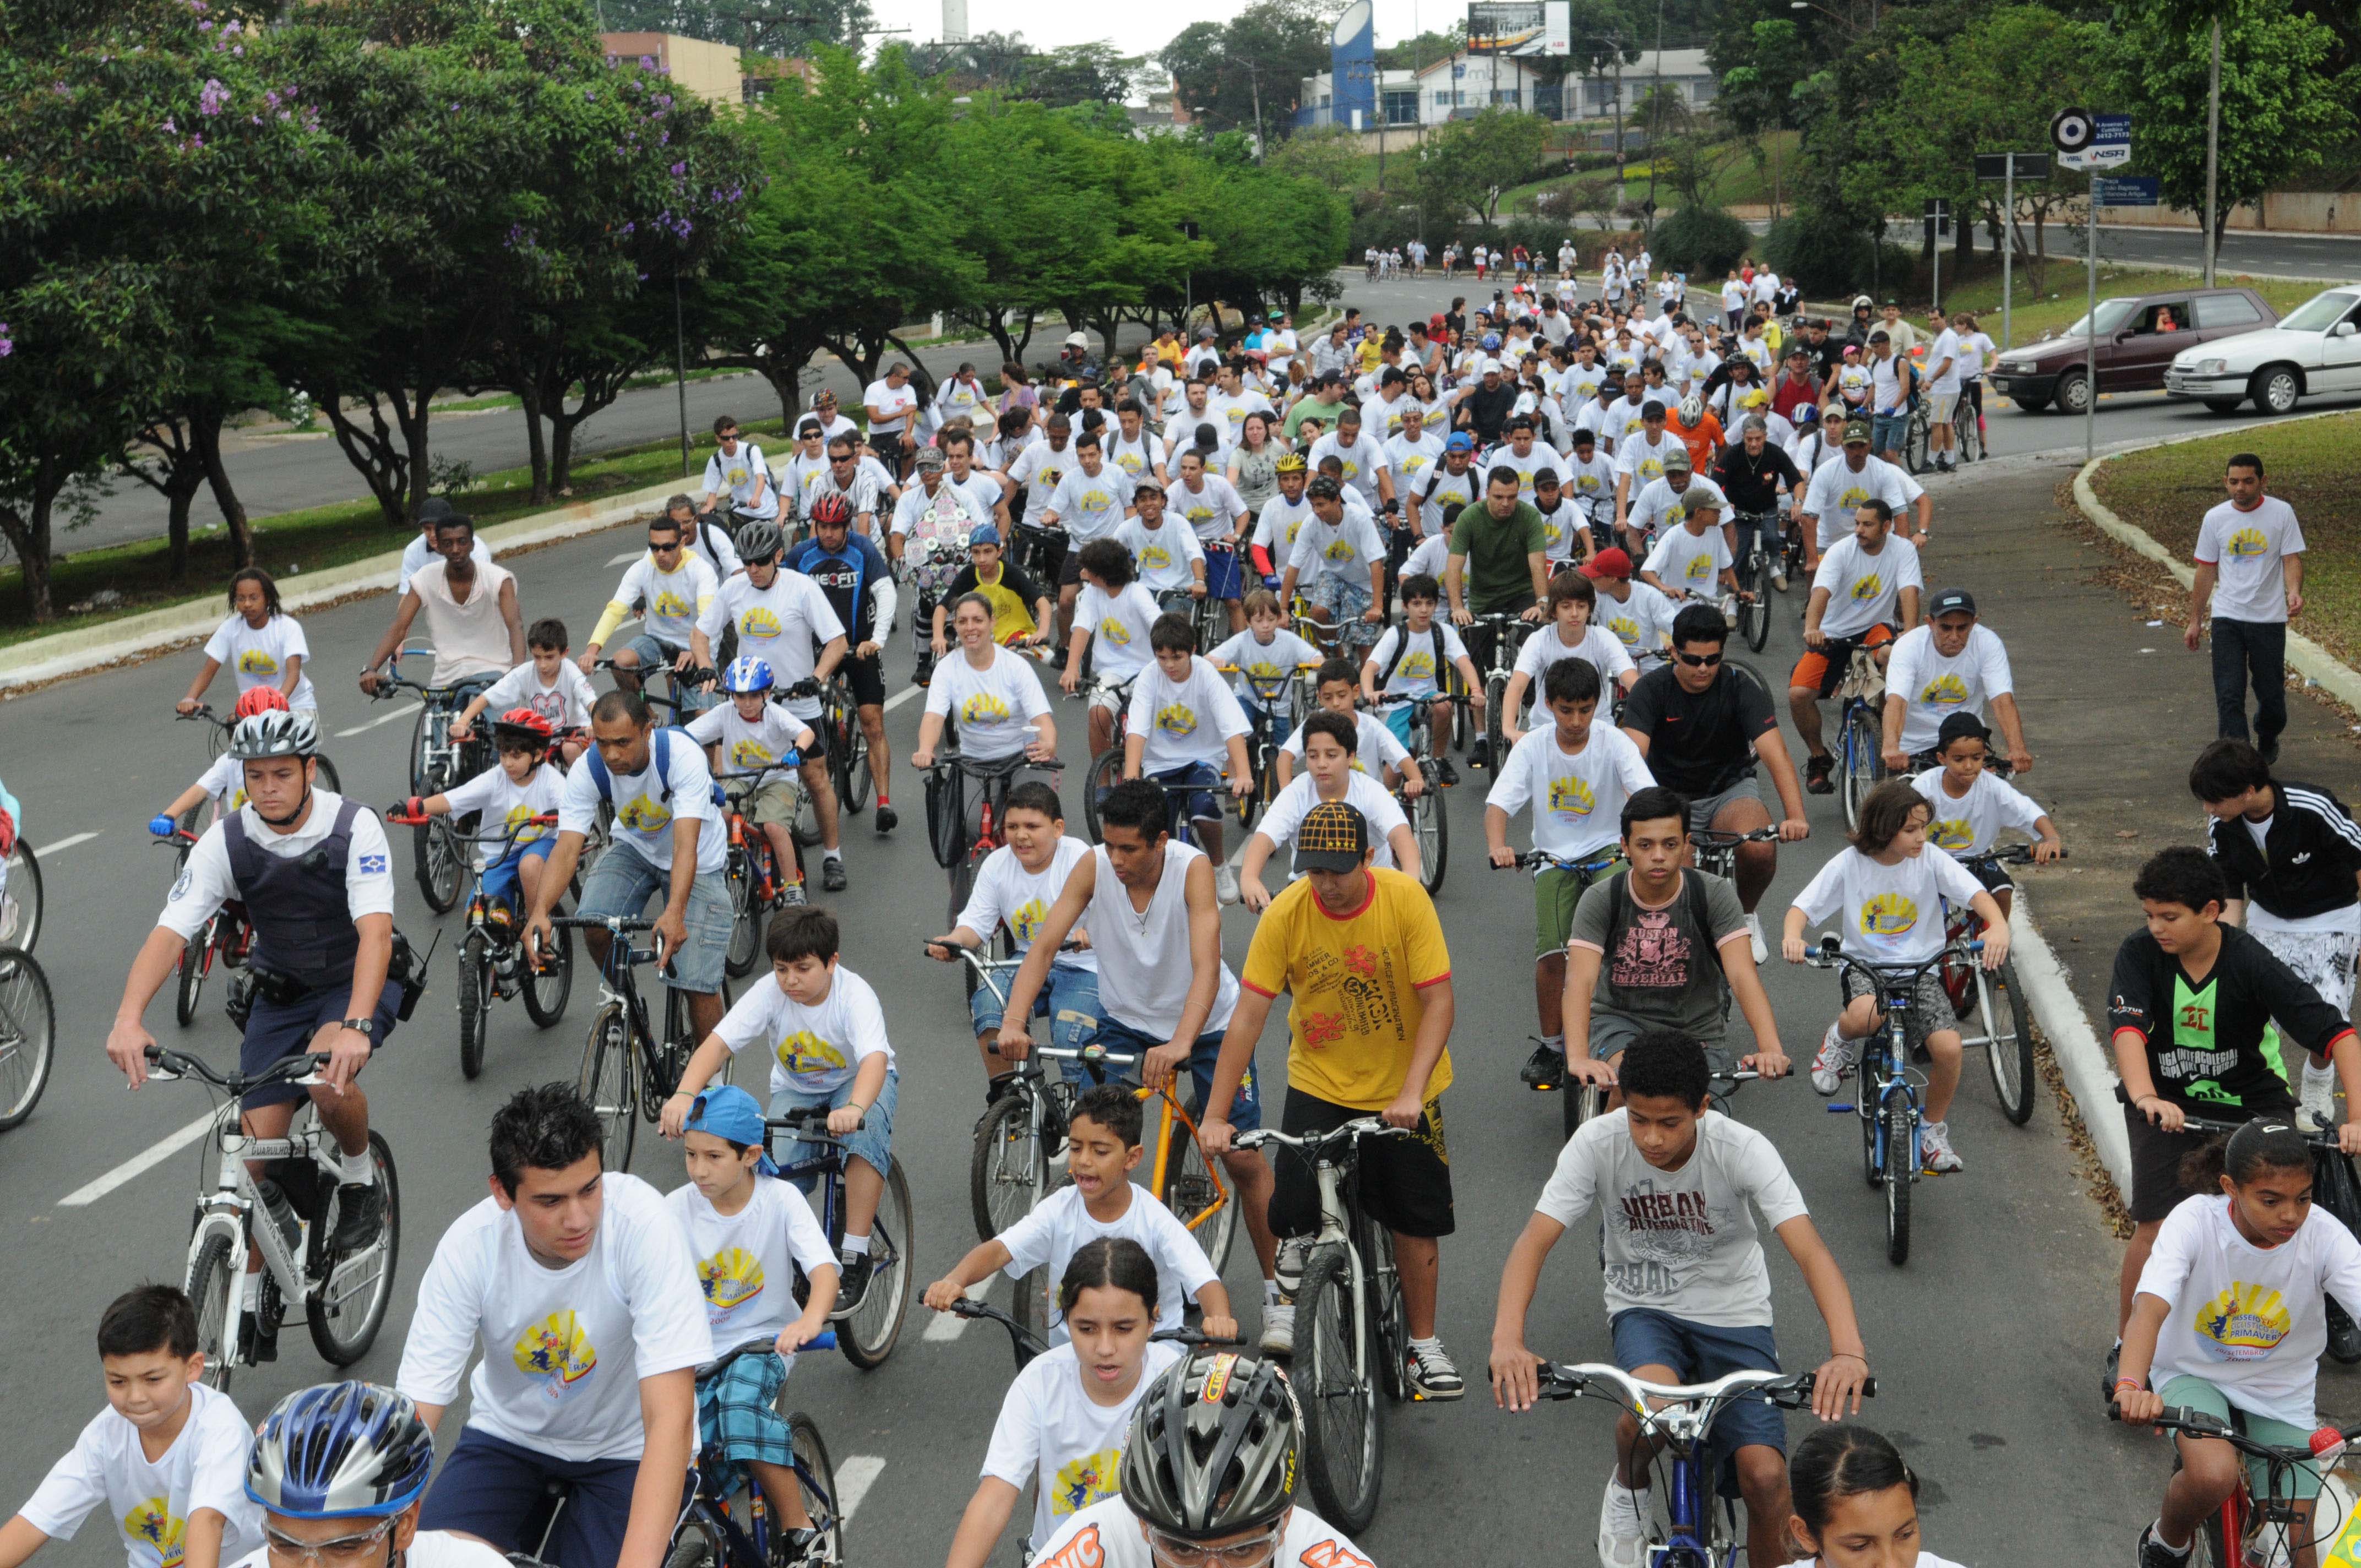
[1677,394,1705,426]
[229,709,320,760]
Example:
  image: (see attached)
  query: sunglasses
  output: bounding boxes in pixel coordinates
[1145,1525,1283,1566]
[261,1517,397,1566]
[1674,650,1723,668]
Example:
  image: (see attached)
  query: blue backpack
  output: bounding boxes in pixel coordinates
[583,726,725,811]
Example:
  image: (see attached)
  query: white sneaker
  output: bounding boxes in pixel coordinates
[1770,564,1789,591]
[1746,911,1769,965]
[1260,1303,1294,1356]
[1811,1023,1857,1096]
[1921,1118,1964,1173]
[1596,1476,1645,1568]
[2303,1070,2338,1132]
[1215,865,1241,906]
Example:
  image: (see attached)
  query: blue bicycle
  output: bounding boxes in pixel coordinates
[1537,1364,1873,1567]
[764,1107,913,1371]
[1806,936,1981,1265]
[666,1336,846,1568]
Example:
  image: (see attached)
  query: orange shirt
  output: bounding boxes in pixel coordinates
[1672,412,1724,475]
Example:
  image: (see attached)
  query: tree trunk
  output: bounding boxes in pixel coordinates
[318,386,414,530]
[985,309,1020,368]
[1010,308,1038,363]
[192,406,255,568]
[394,386,436,526]
[4,472,61,623]
[517,378,551,505]
[165,486,195,583]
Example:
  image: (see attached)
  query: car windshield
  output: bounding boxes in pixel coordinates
[2059,298,2140,338]
[2277,290,2360,333]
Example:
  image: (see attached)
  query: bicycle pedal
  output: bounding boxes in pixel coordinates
[1827,1102,1854,1113]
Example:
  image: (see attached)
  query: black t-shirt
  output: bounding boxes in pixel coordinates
[1461,383,1519,445]
[1710,446,1803,516]
[2107,925,2354,1113]
[1802,335,1842,383]
[1620,662,1778,796]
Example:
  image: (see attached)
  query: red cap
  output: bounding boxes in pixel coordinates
[1582,547,1633,580]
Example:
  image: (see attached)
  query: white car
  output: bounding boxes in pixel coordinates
[2166,285,2361,415]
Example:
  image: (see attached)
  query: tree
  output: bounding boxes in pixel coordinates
[1158,0,1336,139]
[601,0,876,56]
[1376,22,1465,70]
[1412,108,1553,228]
[1266,124,1364,192]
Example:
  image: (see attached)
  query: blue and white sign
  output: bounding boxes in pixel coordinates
[2093,175,2161,206]
[2061,112,2132,171]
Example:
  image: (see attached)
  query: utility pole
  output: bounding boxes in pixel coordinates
[1245,59,1265,159]
[1642,0,1666,230]
[2204,15,2221,286]
[673,268,691,480]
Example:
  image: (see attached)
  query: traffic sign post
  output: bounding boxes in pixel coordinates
[2050,110,2135,464]
[1924,199,1951,312]
[1979,151,2051,349]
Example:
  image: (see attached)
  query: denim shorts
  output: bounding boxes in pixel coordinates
[622,633,717,715]
[576,839,733,995]
[475,836,554,911]
[1870,411,1909,453]
[1097,1017,1260,1132]
[770,1068,898,1185]
[1609,1308,1786,1458]
[1153,761,1222,834]
[969,961,1106,1075]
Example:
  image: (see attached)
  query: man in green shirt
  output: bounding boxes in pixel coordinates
[1283,371,1350,442]
[1444,467,1549,769]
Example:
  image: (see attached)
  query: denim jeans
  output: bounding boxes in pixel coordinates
[2210,616,2288,746]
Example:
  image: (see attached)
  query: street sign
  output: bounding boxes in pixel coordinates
[2093,175,2161,206]
[2050,108,2092,155]
[1976,151,2050,180]
[1922,198,1951,240]
[2060,112,2131,171]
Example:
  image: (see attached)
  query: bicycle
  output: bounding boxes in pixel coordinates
[1728,513,1775,652]
[365,652,493,913]
[556,913,733,1176]
[665,1336,846,1568]
[716,756,807,981]
[1493,846,1627,1129]
[0,940,53,1130]
[1535,1364,1874,1568]
[383,809,573,1080]
[1825,643,1887,832]
[1903,394,1980,475]
[819,669,872,820]
[1463,611,1535,771]
[1940,845,2059,1127]
[1232,1116,1413,1534]
[763,1106,915,1371]
[175,703,343,808]
[151,825,254,1030]
[142,1045,399,1392]
[931,750,1060,998]
[1076,673,1139,842]
[1804,937,1984,1265]
[1388,692,1469,895]
[1690,824,1780,889]
[2109,1402,2358,1568]
[1220,661,1323,834]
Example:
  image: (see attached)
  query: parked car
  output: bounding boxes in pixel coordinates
[2166,284,2361,415]
[1985,285,2280,415]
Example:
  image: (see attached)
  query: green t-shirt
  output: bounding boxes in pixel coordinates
[1450,500,1548,615]
[1284,396,1346,440]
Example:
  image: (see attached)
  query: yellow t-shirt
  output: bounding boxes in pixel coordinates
[1239,867,1453,1110]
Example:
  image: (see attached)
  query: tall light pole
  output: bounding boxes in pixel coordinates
[2204,15,2221,286]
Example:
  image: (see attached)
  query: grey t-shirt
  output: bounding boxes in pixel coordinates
[1567,869,1747,1043]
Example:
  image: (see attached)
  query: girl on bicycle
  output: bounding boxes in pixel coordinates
[1782,780,2007,1173]
[940,1239,1182,1568]
[178,567,315,719]
[1786,1424,1967,1568]
[2117,1119,2361,1568]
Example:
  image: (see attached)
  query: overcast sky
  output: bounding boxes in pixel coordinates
[865,0,1446,74]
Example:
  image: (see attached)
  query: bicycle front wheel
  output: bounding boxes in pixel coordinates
[971,1090,1043,1244]
[785,1413,846,1561]
[457,939,490,1081]
[311,1130,400,1365]
[1982,959,2036,1126]
[414,818,466,914]
[0,949,55,1130]
[1295,1244,1384,1534]
[1904,412,1929,475]
[1409,786,1447,894]
[1838,704,1880,833]
[521,924,573,1028]
[836,703,872,815]
[1162,1119,1239,1275]
[1080,748,1124,844]
[1,843,41,951]
[174,925,209,1028]
[1884,1091,1914,1266]
[1483,673,1508,768]
[1957,409,1983,464]
[839,1157,913,1370]
[577,1003,639,1174]
[186,1231,240,1393]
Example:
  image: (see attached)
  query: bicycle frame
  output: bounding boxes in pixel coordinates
[680,1346,843,1568]
[1243,1120,1406,1397]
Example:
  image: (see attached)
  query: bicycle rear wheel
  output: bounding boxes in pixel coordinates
[1295,1244,1384,1534]
[1161,1118,1238,1275]
[1884,1091,1914,1266]
[839,1157,913,1370]
[310,1130,400,1365]
[1,843,40,951]
[1080,748,1124,843]
[1981,959,2035,1126]
[1838,704,1880,833]
[186,1231,239,1393]
[577,1003,639,1174]
[970,1091,1043,1244]
[0,949,54,1130]
[785,1413,845,1562]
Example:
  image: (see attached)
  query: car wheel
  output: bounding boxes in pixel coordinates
[2249,365,2300,416]
[2010,398,2049,414]
[2053,371,2089,416]
[2201,397,2245,414]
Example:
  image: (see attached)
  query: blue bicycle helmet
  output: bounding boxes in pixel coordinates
[1796,403,1820,424]
[247,1382,434,1518]
[720,656,775,695]
[1480,332,1502,351]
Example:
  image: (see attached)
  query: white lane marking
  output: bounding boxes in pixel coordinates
[835,1456,887,1521]
[607,549,644,566]
[34,831,99,856]
[922,1279,993,1341]
[883,684,921,712]
[58,1112,216,1206]
[335,701,421,738]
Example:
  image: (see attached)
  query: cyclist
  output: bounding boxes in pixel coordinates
[1248,453,1314,582]
[577,512,720,715]
[396,707,567,927]
[1482,413,1564,504]
[1026,1350,1364,1567]
[923,778,1090,1095]
[1792,500,1923,795]
[108,710,401,1276]
[809,434,886,536]
[937,521,1056,654]
[1710,415,1805,589]
[780,500,901,836]
[1879,587,2032,777]
[1666,393,1724,476]
[1917,315,1962,475]
[1205,799,1462,1391]
[1911,713,2061,919]
[1783,780,2008,1173]
[1444,466,1551,770]
[1622,603,1811,960]
[1488,1030,1871,1568]
[235,1381,505,1568]
[684,657,815,906]
[2116,1119,2361,1568]
[1037,431,1138,619]
[1208,587,1321,744]
[1501,570,1638,752]
[2,1286,264,1568]
[1408,433,1482,551]
[399,1084,710,1568]
[525,689,734,1042]
[1485,658,1657,1089]
[156,686,291,829]
[178,568,314,722]
[1242,710,1419,912]
[1641,491,1743,610]
[1584,548,1678,677]
[359,511,524,705]
[1277,476,1389,661]
[667,1086,839,1557]
[940,1240,1185,1568]
[394,497,491,597]
[915,589,1058,781]
[1619,447,1726,563]
[1794,417,1928,574]
[451,617,594,763]
[891,450,989,678]
[1785,1424,1967,1568]
[1061,540,1162,761]
[1278,658,1417,793]
[697,416,778,533]
[1122,616,1254,897]
[997,778,1281,1329]
[1166,448,1252,637]
[1362,574,1483,776]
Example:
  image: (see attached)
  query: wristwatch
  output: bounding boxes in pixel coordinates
[341,1018,377,1038]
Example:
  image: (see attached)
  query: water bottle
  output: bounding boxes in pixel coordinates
[255,1179,302,1256]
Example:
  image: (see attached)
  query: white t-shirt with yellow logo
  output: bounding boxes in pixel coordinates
[981,1339,1185,1549]
[20,1383,264,1568]
[1112,516,1205,596]
[922,644,1053,763]
[956,835,1097,972]
[2196,496,2305,625]
[695,572,846,723]
[1485,721,1655,861]
[557,729,726,874]
[605,552,719,647]
[1810,532,1923,641]
[1883,623,2014,753]
[202,611,315,710]
[1790,842,1985,967]
[666,1172,836,1352]
[716,965,896,1097]
[686,702,814,781]
[1073,581,1161,683]
[440,760,564,870]
[1910,766,2046,859]
[1125,654,1250,776]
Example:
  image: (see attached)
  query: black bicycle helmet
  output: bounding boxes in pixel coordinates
[1120,1352,1298,1539]
[735,519,784,562]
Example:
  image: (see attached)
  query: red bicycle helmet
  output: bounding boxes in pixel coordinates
[489,706,554,742]
[233,687,291,720]
[808,493,853,529]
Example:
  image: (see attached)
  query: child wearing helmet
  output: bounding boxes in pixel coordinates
[394,707,565,925]
[235,1381,503,1568]
[684,657,817,907]
[153,687,291,831]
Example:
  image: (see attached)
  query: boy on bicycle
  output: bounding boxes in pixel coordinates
[1207,588,1321,739]
[1488,1030,1870,1568]
[395,707,568,927]
[1060,539,1162,760]
[667,1085,840,1557]
[1122,616,1254,901]
[453,617,595,765]
[1279,658,1421,796]
[683,657,817,910]
[1361,574,1484,781]
[1910,711,2061,921]
[665,907,896,1313]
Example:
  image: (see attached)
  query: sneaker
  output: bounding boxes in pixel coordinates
[1520,1042,1567,1091]
[2302,1070,2337,1132]
[2139,1523,2194,1568]
[1770,563,1789,592]
[1596,1476,1646,1568]
[235,1308,281,1365]
[1406,1339,1465,1401]
[784,879,808,906]
[911,654,935,688]
[1430,756,1460,788]
[2260,738,2281,767]
[775,1526,823,1568]
[1810,1023,1857,1096]
[1920,1118,1964,1173]
[1260,1302,1294,1356]
[1804,752,1835,795]
[831,1252,874,1319]
[822,857,848,893]
[1215,865,1242,906]
[329,1183,385,1252]
[1745,911,1769,965]
[1469,738,1492,771]
[1274,1238,1310,1297]
[874,803,898,836]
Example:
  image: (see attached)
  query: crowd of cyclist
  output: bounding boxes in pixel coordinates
[9,257,2360,1568]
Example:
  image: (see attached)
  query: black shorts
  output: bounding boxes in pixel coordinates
[868,431,907,466]
[1963,856,2012,896]
[1269,1086,1455,1240]
[840,654,885,708]
[2125,1094,2294,1222]
[1059,548,1084,587]
[793,717,829,764]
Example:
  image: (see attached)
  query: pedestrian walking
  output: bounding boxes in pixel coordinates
[2186,451,2305,763]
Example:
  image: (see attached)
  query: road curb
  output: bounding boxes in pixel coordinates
[2008,896,2131,1196]
[0,478,679,694]
[2070,407,2361,717]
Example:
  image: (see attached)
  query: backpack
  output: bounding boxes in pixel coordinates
[585,726,696,810]
[1379,622,1444,690]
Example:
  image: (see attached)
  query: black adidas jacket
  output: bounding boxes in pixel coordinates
[2205,781,2361,923]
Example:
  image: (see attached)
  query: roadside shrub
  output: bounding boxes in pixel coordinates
[1650,204,1750,276]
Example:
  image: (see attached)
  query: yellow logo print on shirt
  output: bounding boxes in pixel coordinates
[724,462,751,488]
[1547,774,1597,817]
[1918,673,1969,707]
[1080,488,1115,513]
[124,1499,186,1568]
[514,1310,598,1395]
[1156,703,1200,738]
[2224,527,2270,558]
[616,794,673,834]
[1684,554,1713,580]
[2194,1281,2293,1360]
[1838,484,1872,510]
[652,590,693,620]
[776,1030,848,1076]
[729,738,777,769]
[1396,649,1437,679]
[503,802,548,845]
[699,1246,766,1317]
[235,649,279,676]
[1324,538,1359,562]
[1136,542,1174,571]
[1858,893,1919,937]
[1929,817,1974,853]
[1009,895,1051,943]
[1116,451,1145,474]
[1848,574,1885,601]
[1053,1448,1124,1519]
[1607,614,1641,649]
[740,607,782,641]
[1098,617,1133,647]
[961,691,1013,727]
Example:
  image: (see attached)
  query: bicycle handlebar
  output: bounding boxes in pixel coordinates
[1234,1117,1407,1155]
[1691,826,1782,847]
[713,755,806,783]
[765,1106,867,1133]
[1539,1361,1875,1410]
[699,1332,839,1382]
[2106,1402,2359,1464]
[1965,844,2068,867]
[144,1045,327,1095]
[1803,939,1982,988]
[1496,849,1620,874]
[2108,1082,2346,1144]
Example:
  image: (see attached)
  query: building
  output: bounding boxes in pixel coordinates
[1568,48,1714,119]
[1294,45,1711,128]
[598,32,744,108]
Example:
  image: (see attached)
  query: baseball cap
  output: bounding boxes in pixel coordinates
[1928,587,1977,619]
[1681,489,1723,517]
[913,444,946,471]
[1482,358,1504,375]
[1936,711,1992,750]
[968,522,1002,548]
[1292,801,1372,875]
[683,1085,776,1172]
[1444,433,1474,453]
[1662,447,1693,474]
[1581,547,1633,580]
[1842,417,1874,444]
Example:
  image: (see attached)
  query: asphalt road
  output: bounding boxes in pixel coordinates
[4,439,2269,1563]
